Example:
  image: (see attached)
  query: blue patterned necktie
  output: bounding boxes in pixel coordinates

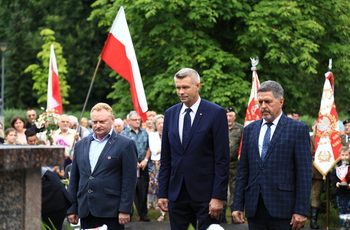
[261,123,273,160]
[182,108,192,147]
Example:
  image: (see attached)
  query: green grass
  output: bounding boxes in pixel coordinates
[131,203,167,221]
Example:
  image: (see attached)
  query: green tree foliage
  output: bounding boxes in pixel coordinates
[0,0,114,112]
[24,29,70,105]
[89,0,350,119]
[1,0,350,120]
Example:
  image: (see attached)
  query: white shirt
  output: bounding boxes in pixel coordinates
[149,131,162,161]
[51,128,79,156]
[178,97,201,143]
[258,112,283,157]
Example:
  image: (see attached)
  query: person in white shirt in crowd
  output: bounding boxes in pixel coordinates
[51,114,80,166]
[147,114,166,221]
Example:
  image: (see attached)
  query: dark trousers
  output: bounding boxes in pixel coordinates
[135,165,149,217]
[81,212,124,230]
[42,207,68,230]
[248,194,291,230]
[168,182,219,230]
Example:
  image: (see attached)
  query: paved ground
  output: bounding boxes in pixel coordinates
[64,218,338,229]
[125,220,338,230]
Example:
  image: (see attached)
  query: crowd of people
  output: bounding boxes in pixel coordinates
[2,68,350,230]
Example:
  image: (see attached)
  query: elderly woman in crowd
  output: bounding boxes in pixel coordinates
[147,114,166,221]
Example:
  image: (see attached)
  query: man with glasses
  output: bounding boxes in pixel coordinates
[25,109,43,133]
[121,111,151,222]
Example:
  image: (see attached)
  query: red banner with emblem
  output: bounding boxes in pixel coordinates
[314,71,341,178]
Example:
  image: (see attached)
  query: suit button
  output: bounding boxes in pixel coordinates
[88,189,93,193]
[89,176,94,179]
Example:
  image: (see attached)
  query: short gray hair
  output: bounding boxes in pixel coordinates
[174,68,200,84]
[114,118,124,124]
[69,115,79,126]
[127,111,139,119]
[257,80,284,99]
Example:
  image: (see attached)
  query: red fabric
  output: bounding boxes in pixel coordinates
[101,33,147,122]
[51,61,62,114]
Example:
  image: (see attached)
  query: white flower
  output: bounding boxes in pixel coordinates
[207,224,225,230]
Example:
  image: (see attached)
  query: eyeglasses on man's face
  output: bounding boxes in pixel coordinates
[130,119,141,122]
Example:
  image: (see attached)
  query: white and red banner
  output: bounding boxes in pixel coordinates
[47,44,62,114]
[244,70,261,126]
[101,6,148,121]
[314,71,341,178]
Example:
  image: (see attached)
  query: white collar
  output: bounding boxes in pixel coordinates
[180,97,201,114]
[261,111,283,127]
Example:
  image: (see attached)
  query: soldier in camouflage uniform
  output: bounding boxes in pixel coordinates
[221,107,243,223]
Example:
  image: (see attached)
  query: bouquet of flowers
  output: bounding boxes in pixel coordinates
[35,107,60,141]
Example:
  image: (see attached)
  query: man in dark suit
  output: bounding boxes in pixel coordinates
[158,68,230,230]
[232,81,312,230]
[67,102,138,229]
[42,168,72,230]
[25,108,44,133]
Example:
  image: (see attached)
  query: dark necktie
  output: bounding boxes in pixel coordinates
[182,108,192,147]
[261,123,273,160]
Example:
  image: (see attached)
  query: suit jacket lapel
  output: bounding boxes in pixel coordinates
[183,100,205,150]
[252,120,263,163]
[173,104,182,149]
[83,137,92,174]
[263,114,287,163]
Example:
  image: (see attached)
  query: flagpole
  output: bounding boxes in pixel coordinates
[326,173,330,230]
[69,56,102,155]
[79,56,102,122]
[326,58,332,230]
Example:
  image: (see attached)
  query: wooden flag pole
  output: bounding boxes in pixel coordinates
[326,173,330,230]
[326,59,332,230]
[79,56,102,121]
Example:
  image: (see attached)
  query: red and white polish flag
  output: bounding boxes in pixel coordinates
[101,6,148,121]
[314,71,341,178]
[244,70,261,126]
[47,44,63,114]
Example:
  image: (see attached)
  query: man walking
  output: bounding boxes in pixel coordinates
[67,103,138,229]
[158,68,230,230]
[232,81,312,230]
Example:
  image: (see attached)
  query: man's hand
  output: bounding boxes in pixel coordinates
[208,198,223,220]
[290,213,307,230]
[67,214,79,225]
[158,198,169,212]
[232,211,245,223]
[118,212,130,225]
[137,161,147,170]
[74,133,80,141]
